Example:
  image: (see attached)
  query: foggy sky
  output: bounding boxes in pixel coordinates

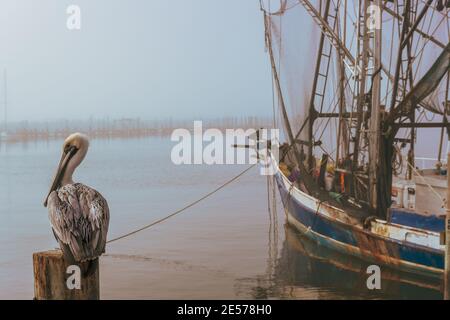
[0,0,274,122]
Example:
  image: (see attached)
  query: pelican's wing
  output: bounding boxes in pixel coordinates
[47,188,84,262]
[78,184,110,256]
[47,184,110,262]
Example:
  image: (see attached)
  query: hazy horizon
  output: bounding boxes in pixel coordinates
[0,0,274,123]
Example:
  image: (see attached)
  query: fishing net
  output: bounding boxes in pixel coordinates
[261,0,319,145]
[262,0,364,162]
[262,0,450,164]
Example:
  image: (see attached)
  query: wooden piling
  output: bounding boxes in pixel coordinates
[33,249,99,300]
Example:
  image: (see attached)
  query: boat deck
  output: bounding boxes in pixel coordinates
[393,169,446,216]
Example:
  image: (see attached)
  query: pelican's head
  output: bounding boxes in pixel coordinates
[62,132,90,153]
[44,133,90,207]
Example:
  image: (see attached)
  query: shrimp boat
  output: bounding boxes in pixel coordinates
[261,0,450,278]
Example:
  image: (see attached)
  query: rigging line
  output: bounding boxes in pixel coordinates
[269,6,278,131]
[448,5,450,43]
[311,199,325,231]
[271,175,278,263]
[266,174,279,280]
[263,0,300,14]
[412,10,446,83]
[278,11,282,93]
[285,1,301,12]
[342,13,357,56]
[106,164,256,244]
[267,0,276,239]
[410,3,432,67]
[410,6,435,82]
[347,3,361,115]
[318,143,335,163]
[281,183,295,219]
[267,174,272,224]
[394,1,408,97]
[419,0,449,18]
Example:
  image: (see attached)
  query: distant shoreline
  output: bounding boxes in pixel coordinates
[0,116,275,144]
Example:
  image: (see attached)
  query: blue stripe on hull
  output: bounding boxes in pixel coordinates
[275,173,444,276]
[389,208,445,232]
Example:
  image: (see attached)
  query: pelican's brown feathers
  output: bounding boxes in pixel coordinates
[45,133,110,264]
[47,183,109,263]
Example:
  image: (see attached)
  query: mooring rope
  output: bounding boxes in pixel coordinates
[106,164,257,244]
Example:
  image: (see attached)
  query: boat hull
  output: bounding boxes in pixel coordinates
[274,170,444,279]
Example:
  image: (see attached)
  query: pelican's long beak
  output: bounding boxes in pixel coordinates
[43,146,77,207]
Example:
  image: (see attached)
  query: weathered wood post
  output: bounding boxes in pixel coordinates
[445,144,450,300]
[33,249,99,300]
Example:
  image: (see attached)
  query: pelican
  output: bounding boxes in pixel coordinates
[44,133,110,273]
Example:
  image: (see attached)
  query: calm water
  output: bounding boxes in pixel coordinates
[0,137,443,299]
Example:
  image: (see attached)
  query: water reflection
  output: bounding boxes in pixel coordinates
[239,224,443,299]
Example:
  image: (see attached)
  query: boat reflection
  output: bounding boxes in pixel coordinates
[236,224,443,299]
[272,225,443,299]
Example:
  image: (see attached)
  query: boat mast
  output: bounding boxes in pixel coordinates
[352,0,369,177]
[368,0,382,210]
[335,6,348,166]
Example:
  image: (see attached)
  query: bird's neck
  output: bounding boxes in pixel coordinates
[61,147,87,187]
[61,171,74,186]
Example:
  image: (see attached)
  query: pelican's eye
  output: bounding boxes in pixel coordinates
[64,144,78,154]
[64,144,72,154]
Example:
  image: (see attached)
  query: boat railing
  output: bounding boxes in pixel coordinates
[414,157,446,170]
